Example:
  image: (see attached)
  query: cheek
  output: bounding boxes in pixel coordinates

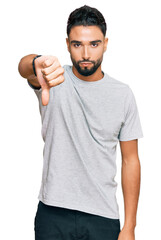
[70,48,81,60]
[91,48,104,59]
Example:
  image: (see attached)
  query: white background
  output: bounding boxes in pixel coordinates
[1,0,161,239]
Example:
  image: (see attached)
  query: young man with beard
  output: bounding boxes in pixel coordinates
[18,5,143,240]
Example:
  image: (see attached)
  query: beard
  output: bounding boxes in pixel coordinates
[70,55,103,77]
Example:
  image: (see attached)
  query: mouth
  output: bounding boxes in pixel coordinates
[80,62,93,67]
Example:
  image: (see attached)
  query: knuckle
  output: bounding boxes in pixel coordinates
[45,75,49,81]
[42,69,47,75]
[43,60,48,67]
[48,80,54,86]
[42,74,47,80]
[57,67,64,76]
[55,58,61,66]
[60,75,64,82]
[60,67,64,73]
[55,61,60,69]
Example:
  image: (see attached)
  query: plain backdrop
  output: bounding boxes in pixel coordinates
[0,0,161,239]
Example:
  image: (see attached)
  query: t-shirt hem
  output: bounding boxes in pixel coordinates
[119,133,144,141]
[37,195,120,220]
[27,80,42,92]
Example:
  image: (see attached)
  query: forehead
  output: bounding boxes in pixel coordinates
[69,25,104,42]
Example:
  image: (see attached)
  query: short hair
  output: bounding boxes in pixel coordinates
[67,5,107,37]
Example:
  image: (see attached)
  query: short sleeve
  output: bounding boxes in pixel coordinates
[118,86,144,141]
[27,80,42,100]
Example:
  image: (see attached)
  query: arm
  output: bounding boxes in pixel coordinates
[18,54,65,106]
[18,54,41,88]
[118,139,141,240]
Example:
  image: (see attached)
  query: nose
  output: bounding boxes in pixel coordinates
[82,46,90,60]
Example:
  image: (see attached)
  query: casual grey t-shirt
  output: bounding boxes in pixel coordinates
[27,65,143,219]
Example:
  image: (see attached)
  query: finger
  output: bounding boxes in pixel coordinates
[41,60,61,75]
[42,67,64,82]
[43,56,58,68]
[48,75,64,87]
[41,88,50,106]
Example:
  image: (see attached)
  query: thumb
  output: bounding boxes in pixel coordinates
[41,87,50,106]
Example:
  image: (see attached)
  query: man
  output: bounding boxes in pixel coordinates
[18,5,143,240]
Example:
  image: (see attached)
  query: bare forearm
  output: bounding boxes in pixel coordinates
[18,54,38,78]
[18,54,41,87]
[121,157,141,230]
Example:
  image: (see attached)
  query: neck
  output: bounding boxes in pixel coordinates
[72,65,104,82]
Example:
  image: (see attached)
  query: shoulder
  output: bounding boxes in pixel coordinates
[105,73,132,99]
[106,73,129,89]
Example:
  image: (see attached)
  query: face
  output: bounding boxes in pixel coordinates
[66,25,108,77]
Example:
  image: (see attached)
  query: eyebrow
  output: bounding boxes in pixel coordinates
[70,40,102,44]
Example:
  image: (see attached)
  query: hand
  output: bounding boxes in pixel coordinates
[117,226,135,240]
[34,55,64,106]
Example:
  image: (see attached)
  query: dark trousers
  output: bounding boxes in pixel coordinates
[34,201,121,240]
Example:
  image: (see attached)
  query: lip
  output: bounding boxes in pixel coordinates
[80,62,92,67]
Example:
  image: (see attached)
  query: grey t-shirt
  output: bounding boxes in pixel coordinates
[27,65,143,219]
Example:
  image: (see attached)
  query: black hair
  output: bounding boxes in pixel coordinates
[67,5,107,37]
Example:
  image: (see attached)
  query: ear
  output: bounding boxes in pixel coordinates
[66,38,70,52]
[103,38,108,52]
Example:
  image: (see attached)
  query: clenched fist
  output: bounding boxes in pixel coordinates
[34,55,64,106]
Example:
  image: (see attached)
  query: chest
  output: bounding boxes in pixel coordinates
[48,82,125,141]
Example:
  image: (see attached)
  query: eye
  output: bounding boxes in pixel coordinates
[74,43,81,48]
[91,43,98,47]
